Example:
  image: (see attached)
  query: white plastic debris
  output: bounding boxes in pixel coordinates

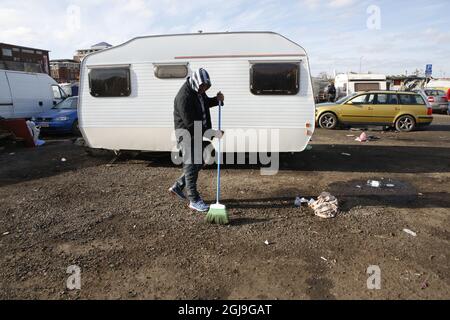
[295,197,309,207]
[356,185,362,189]
[367,180,381,188]
[264,240,270,246]
[61,158,67,162]
[309,192,339,219]
[320,257,328,261]
[386,184,395,188]
[341,153,351,157]
[2,232,10,236]
[403,229,417,237]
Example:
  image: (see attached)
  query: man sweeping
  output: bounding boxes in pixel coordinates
[169,68,224,213]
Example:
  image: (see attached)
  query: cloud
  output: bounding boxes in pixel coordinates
[328,0,355,7]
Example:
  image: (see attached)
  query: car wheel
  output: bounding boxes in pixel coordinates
[72,120,81,136]
[395,115,416,132]
[318,112,338,129]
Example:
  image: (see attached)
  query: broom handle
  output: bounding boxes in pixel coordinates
[216,100,223,204]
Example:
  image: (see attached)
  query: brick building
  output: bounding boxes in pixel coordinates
[74,42,112,62]
[50,59,80,83]
[0,43,50,74]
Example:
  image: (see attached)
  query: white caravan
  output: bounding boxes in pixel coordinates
[0,70,67,119]
[78,32,316,153]
[334,73,387,99]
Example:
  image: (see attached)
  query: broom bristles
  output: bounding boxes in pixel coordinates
[206,205,229,225]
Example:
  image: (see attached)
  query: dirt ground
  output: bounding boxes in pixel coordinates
[0,116,449,300]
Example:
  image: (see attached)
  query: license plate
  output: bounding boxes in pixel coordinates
[39,122,50,128]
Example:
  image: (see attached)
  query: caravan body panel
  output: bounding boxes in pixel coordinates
[79,32,316,153]
[335,73,387,98]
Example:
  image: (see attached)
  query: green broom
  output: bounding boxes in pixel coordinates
[206,101,229,225]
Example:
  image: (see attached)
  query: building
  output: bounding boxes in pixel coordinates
[0,43,50,74]
[50,59,80,83]
[73,42,112,62]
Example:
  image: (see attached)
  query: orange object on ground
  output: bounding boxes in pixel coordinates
[0,119,35,148]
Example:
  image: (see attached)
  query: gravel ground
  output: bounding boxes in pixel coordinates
[0,116,449,300]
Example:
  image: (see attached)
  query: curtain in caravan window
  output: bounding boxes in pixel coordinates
[154,65,188,79]
[89,68,131,97]
[250,63,299,95]
[354,83,380,92]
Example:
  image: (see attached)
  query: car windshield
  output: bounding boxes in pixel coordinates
[336,93,357,104]
[53,98,78,109]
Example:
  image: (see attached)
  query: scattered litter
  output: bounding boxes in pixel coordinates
[2,232,10,236]
[264,240,270,246]
[403,229,417,237]
[386,184,395,188]
[418,193,424,196]
[421,281,429,290]
[306,145,313,151]
[355,132,367,142]
[308,198,315,206]
[320,257,328,261]
[356,185,362,189]
[294,197,309,207]
[346,134,355,137]
[61,158,67,162]
[341,153,351,157]
[309,192,339,219]
[367,180,381,188]
[74,138,86,147]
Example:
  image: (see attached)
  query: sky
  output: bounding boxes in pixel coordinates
[1,0,449,77]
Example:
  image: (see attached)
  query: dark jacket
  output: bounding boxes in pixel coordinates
[173,80,219,137]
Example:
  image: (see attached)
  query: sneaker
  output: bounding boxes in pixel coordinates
[169,185,187,201]
[189,199,210,213]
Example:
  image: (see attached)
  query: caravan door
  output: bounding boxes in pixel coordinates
[0,72,13,118]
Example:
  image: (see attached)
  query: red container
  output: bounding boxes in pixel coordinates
[0,119,35,148]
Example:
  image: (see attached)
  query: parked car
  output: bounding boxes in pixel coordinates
[32,96,79,135]
[316,91,433,132]
[414,89,448,114]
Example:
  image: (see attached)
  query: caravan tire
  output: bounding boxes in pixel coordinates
[318,112,338,130]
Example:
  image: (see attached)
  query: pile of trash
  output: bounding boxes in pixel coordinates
[295,192,339,219]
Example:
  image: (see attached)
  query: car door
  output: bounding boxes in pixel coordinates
[340,93,372,123]
[372,93,398,125]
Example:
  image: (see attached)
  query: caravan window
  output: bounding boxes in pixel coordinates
[89,67,131,97]
[250,63,299,95]
[154,65,188,79]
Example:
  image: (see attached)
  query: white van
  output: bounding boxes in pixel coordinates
[0,70,67,119]
[78,32,316,153]
[335,73,387,99]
